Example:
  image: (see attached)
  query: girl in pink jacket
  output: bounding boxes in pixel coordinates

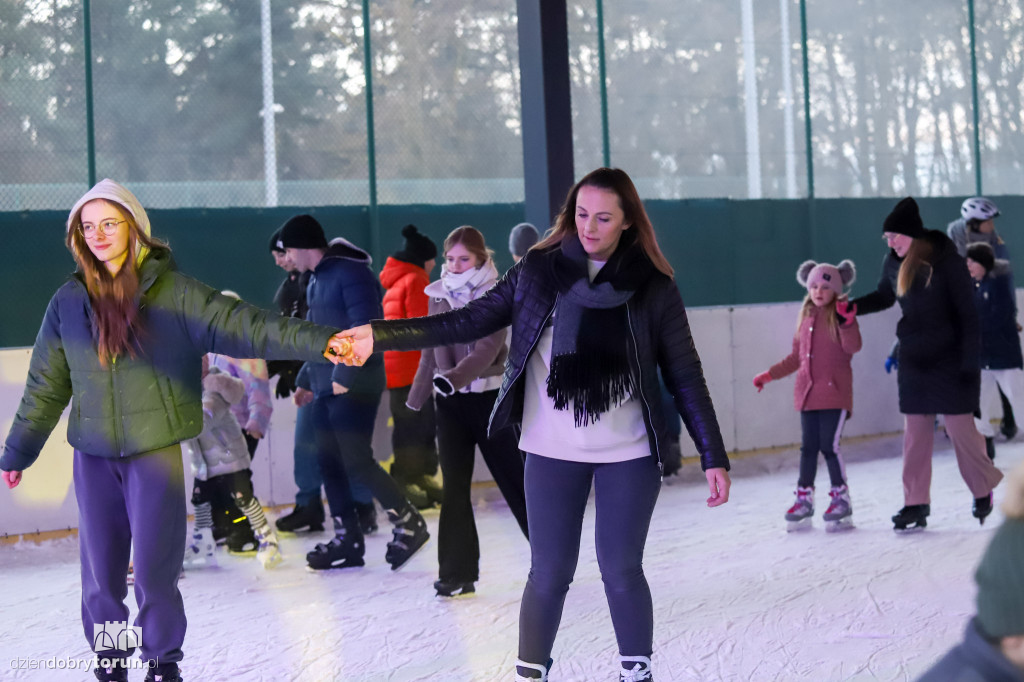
[754,260,862,531]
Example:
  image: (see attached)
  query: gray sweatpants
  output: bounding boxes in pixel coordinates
[75,444,187,666]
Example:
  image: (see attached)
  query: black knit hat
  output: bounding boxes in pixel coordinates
[269,227,285,254]
[278,214,328,250]
[883,197,925,238]
[966,241,995,274]
[392,224,437,267]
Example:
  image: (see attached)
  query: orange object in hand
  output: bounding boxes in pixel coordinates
[323,336,352,361]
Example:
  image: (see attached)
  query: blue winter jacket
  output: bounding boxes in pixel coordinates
[0,247,338,471]
[974,266,1023,371]
[296,238,386,397]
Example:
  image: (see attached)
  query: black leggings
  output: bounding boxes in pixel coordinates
[518,452,661,665]
[798,409,848,489]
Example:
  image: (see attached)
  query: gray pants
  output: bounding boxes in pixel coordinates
[75,445,187,666]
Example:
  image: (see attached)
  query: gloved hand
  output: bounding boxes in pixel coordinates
[884,355,898,374]
[3,470,22,488]
[753,371,772,392]
[432,374,455,396]
[836,299,858,326]
[275,371,296,399]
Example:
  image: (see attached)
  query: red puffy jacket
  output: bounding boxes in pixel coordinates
[379,257,430,388]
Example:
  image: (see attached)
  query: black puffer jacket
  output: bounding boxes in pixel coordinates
[372,241,729,473]
[852,230,981,415]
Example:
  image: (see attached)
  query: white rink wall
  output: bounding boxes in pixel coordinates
[0,294,1010,537]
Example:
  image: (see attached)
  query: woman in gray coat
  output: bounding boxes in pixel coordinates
[0,179,350,682]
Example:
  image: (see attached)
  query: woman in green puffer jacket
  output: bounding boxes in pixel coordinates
[0,179,350,682]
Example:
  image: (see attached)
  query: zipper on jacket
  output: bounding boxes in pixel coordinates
[110,354,126,457]
[490,294,557,435]
[626,303,663,478]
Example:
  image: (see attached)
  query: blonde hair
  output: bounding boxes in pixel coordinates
[896,238,934,297]
[65,199,167,367]
[797,294,843,342]
[534,168,674,277]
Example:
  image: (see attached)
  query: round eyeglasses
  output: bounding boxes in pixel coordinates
[80,219,127,238]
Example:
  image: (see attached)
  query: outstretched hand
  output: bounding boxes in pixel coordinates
[836,299,857,325]
[706,468,730,507]
[334,325,374,366]
[753,371,772,393]
[3,470,22,489]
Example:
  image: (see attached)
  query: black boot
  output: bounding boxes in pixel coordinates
[93,658,128,682]
[355,501,378,535]
[434,578,475,597]
[385,505,430,570]
[985,436,996,461]
[415,474,444,506]
[225,522,258,554]
[973,493,994,525]
[144,662,181,682]
[892,504,929,531]
[306,516,365,570]
[275,499,325,533]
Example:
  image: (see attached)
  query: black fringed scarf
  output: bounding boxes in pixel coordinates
[546,231,654,426]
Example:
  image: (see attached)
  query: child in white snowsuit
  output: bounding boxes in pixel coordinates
[183,355,282,569]
[754,260,862,531]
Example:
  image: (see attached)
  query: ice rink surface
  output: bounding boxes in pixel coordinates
[3,431,1021,681]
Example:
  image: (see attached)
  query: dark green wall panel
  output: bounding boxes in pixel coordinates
[2,197,1021,348]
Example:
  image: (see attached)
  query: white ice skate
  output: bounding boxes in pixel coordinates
[823,485,854,533]
[785,486,814,531]
[255,525,283,569]
[183,527,217,569]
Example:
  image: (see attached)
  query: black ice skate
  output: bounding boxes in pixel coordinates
[225,522,258,554]
[823,485,854,533]
[93,658,128,682]
[306,518,365,570]
[275,500,325,534]
[385,505,430,570]
[973,493,994,525]
[784,486,814,531]
[515,658,553,681]
[892,504,929,532]
[985,436,996,461]
[434,578,475,598]
[144,662,181,682]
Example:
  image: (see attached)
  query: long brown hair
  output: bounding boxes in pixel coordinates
[444,225,493,266]
[896,238,934,297]
[534,167,674,277]
[65,199,166,366]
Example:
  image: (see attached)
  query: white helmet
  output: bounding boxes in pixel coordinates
[961,197,999,221]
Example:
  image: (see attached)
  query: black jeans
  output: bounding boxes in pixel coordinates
[435,390,528,583]
[312,391,408,519]
[518,452,661,665]
[798,408,848,489]
[389,384,439,483]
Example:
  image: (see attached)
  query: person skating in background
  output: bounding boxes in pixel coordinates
[336,168,731,682]
[754,260,862,532]
[850,197,1003,531]
[509,222,540,264]
[196,290,274,554]
[406,225,529,598]
[266,232,328,535]
[0,180,351,682]
[379,223,443,510]
[183,355,282,570]
[949,197,1018,442]
[917,460,1024,681]
[966,242,1024,463]
[280,215,430,571]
